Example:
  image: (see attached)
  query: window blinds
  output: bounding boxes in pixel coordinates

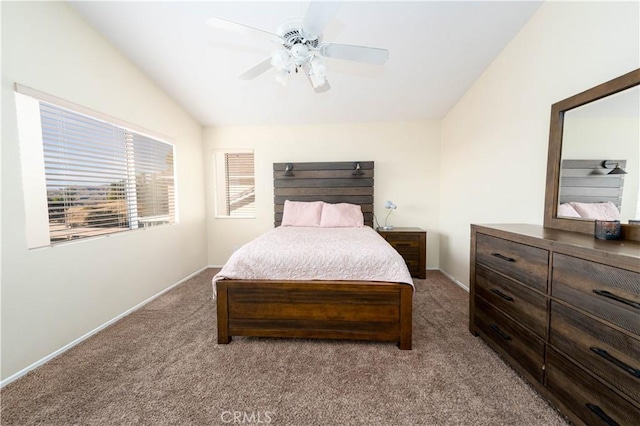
[40,102,175,243]
[224,152,255,217]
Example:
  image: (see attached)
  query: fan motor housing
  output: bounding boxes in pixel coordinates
[277,19,321,50]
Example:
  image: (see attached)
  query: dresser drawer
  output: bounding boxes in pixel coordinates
[476,234,549,292]
[550,301,640,403]
[474,296,545,383]
[475,265,547,338]
[552,253,640,335]
[546,347,640,426]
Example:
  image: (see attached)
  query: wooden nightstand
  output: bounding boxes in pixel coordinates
[377,227,426,279]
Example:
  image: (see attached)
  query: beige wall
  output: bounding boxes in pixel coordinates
[1,2,207,380]
[440,1,639,286]
[204,121,441,269]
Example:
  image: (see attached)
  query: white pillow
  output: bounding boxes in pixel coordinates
[281,200,323,227]
[569,201,621,221]
[320,203,364,227]
[557,203,581,218]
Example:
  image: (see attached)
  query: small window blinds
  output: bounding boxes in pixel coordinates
[221,152,255,218]
[214,150,256,218]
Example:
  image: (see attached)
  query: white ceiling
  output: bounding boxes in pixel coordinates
[70,1,542,127]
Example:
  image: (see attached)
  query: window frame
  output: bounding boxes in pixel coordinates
[15,83,179,249]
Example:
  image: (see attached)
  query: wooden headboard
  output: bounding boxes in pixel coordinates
[273,161,374,227]
[559,159,626,209]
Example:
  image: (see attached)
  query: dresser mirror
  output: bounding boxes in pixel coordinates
[544,68,640,241]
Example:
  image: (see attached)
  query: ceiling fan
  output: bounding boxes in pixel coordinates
[206,2,389,93]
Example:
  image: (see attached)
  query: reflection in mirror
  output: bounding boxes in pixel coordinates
[559,86,640,223]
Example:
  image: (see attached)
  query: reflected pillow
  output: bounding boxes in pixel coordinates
[557,203,581,218]
[281,200,323,227]
[320,203,364,227]
[569,201,621,221]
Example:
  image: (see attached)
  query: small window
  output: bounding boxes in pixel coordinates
[214,151,255,218]
[15,85,176,247]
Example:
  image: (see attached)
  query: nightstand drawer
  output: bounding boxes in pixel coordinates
[475,265,547,338]
[385,233,421,243]
[552,253,640,335]
[550,301,640,403]
[474,296,545,383]
[385,237,420,257]
[546,347,640,426]
[404,260,420,276]
[391,246,419,259]
[378,228,426,279]
[476,233,549,292]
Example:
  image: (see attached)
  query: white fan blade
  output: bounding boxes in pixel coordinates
[239,58,273,80]
[319,43,389,65]
[302,1,342,37]
[206,17,283,43]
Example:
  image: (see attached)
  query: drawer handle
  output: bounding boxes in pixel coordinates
[489,324,511,340]
[590,347,640,378]
[395,243,412,247]
[585,403,619,426]
[490,288,514,302]
[491,252,515,262]
[592,289,640,310]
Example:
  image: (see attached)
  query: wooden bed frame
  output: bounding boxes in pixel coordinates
[216,161,413,350]
[217,280,413,349]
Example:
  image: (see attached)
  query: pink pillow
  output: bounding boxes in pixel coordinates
[320,203,364,227]
[557,203,581,218]
[569,201,620,221]
[281,200,323,227]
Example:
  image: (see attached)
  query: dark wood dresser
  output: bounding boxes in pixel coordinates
[470,224,640,426]
[378,227,426,279]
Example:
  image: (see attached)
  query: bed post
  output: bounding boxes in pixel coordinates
[399,285,413,350]
[217,282,231,344]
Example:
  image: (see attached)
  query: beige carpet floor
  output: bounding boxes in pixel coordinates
[1,269,569,425]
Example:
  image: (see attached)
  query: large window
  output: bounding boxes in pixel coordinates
[214,151,255,218]
[15,85,176,247]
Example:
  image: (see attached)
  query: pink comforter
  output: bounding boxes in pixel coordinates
[212,227,413,293]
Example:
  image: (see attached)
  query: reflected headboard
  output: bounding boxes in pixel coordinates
[559,159,626,210]
[273,161,374,227]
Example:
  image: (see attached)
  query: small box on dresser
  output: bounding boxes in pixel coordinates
[470,224,640,426]
[377,227,426,279]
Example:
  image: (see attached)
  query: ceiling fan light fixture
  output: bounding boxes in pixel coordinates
[308,56,327,88]
[290,44,310,61]
[271,50,289,70]
[309,73,326,88]
[310,56,327,75]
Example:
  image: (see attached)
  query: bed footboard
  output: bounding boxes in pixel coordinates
[216,280,413,350]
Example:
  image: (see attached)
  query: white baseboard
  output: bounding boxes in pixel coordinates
[0,265,210,388]
[437,268,469,292]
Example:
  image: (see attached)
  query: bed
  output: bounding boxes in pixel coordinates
[213,161,414,349]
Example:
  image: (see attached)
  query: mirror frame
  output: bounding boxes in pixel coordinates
[543,68,640,242]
